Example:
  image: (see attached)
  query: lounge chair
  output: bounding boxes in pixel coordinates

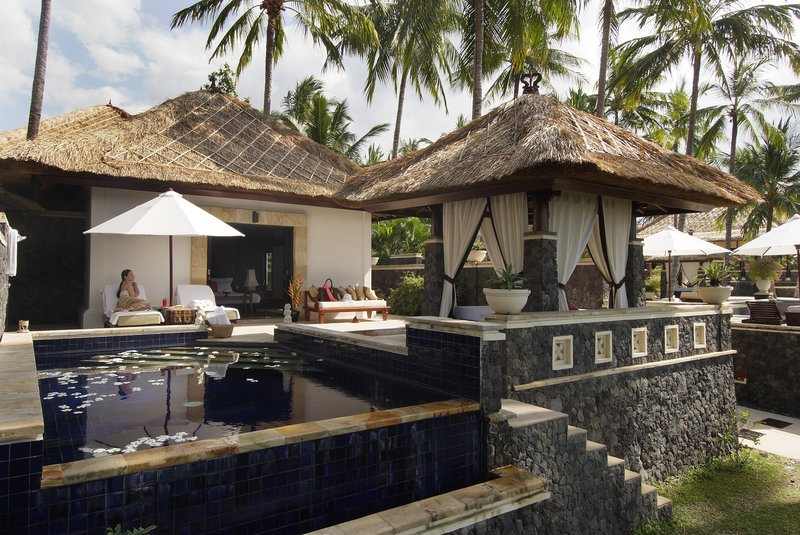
[741,300,783,325]
[175,284,240,322]
[100,284,165,327]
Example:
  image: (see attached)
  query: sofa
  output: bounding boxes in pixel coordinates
[304,283,389,324]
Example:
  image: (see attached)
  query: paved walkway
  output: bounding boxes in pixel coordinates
[738,405,800,460]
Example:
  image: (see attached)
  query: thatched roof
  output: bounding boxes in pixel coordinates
[0,91,360,202]
[336,94,760,213]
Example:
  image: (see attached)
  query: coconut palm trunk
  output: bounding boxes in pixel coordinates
[725,112,739,257]
[596,0,613,118]
[263,7,279,114]
[685,48,702,158]
[392,73,408,159]
[27,0,51,140]
[472,0,484,120]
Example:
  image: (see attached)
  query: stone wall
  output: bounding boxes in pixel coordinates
[732,324,800,418]
[517,356,735,480]
[461,401,663,535]
[480,308,735,480]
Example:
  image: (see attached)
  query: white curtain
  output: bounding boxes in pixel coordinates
[550,191,598,311]
[482,193,527,274]
[588,196,631,308]
[440,198,488,317]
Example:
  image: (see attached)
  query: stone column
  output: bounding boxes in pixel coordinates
[423,237,444,316]
[626,238,645,307]
[522,232,559,312]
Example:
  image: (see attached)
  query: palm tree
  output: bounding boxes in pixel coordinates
[172,0,377,114]
[26,0,52,140]
[472,0,485,120]
[484,32,585,101]
[595,0,617,118]
[458,0,580,116]
[728,120,800,239]
[702,56,800,252]
[614,0,800,159]
[362,0,459,159]
[273,77,389,161]
[556,85,596,114]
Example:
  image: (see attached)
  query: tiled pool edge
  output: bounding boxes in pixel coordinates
[41,399,479,488]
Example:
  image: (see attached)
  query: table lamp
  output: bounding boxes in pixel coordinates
[244,269,258,291]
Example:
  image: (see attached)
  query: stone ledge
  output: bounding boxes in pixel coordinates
[514,350,737,391]
[41,398,479,487]
[305,465,550,535]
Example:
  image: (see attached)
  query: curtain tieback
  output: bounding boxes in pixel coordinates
[444,274,456,284]
[557,283,566,290]
[613,277,626,290]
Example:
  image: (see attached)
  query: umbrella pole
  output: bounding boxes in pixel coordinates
[169,235,174,306]
[796,245,800,300]
[668,251,673,302]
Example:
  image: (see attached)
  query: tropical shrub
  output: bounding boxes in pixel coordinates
[745,257,783,281]
[387,272,424,316]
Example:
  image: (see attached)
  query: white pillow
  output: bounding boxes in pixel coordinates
[189,299,215,310]
[211,277,233,293]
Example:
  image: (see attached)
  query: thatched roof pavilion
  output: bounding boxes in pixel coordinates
[0,90,360,208]
[337,94,760,215]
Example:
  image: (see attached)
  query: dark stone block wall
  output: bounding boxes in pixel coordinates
[522,234,558,312]
[481,310,734,480]
[520,356,735,480]
[732,325,800,418]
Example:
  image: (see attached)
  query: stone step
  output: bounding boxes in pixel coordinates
[656,495,673,522]
[501,399,567,429]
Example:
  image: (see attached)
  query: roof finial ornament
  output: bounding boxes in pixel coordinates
[521,72,542,95]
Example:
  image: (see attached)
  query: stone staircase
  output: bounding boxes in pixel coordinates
[487,399,672,533]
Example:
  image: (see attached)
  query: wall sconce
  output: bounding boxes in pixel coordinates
[244,269,258,291]
[252,211,259,223]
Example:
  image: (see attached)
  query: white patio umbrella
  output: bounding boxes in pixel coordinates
[642,225,730,300]
[732,214,800,297]
[84,190,244,305]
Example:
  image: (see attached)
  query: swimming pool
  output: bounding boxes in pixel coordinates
[38,343,447,465]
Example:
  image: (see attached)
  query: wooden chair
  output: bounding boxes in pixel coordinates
[741,300,783,325]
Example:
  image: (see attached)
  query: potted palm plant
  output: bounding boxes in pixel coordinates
[745,257,783,295]
[694,262,735,304]
[483,264,530,314]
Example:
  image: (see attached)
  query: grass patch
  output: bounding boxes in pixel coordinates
[632,452,800,535]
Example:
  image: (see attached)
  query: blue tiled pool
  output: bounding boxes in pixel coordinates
[2,331,484,535]
[37,344,449,465]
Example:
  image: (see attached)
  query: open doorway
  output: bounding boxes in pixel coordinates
[207,224,294,314]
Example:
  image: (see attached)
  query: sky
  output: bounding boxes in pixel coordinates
[1,0,797,155]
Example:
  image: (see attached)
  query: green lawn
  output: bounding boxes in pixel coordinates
[633,452,800,535]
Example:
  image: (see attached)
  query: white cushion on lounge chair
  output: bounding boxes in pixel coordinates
[176,284,240,321]
[100,284,164,326]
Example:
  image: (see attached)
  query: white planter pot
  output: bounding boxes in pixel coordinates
[483,288,531,314]
[467,250,487,263]
[696,286,733,305]
[645,291,657,300]
[371,256,379,266]
[755,279,771,293]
